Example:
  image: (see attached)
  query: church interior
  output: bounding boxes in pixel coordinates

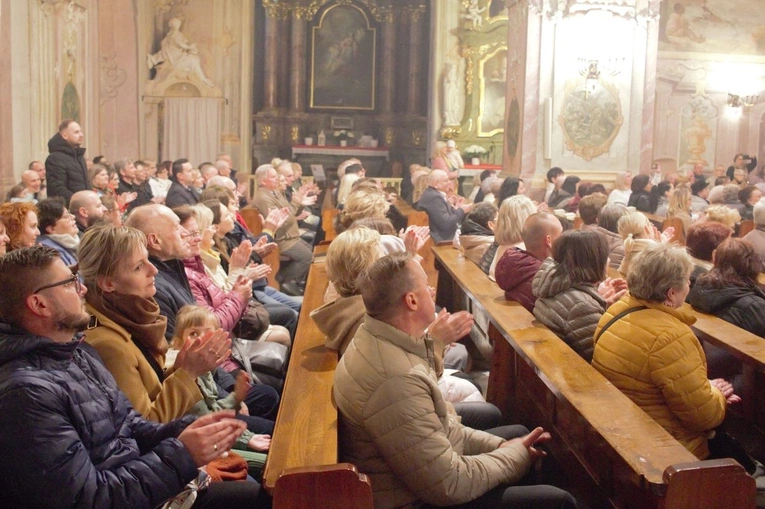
[3,0,763,194]
[2,1,765,508]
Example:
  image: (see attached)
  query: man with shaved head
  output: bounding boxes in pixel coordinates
[20,170,42,202]
[69,190,107,236]
[126,204,194,339]
[416,169,472,243]
[495,212,562,312]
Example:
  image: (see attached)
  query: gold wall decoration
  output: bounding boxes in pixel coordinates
[262,1,292,19]
[261,124,273,141]
[384,127,394,146]
[557,79,624,162]
[476,46,507,137]
[290,124,300,143]
[411,130,423,146]
[440,126,463,139]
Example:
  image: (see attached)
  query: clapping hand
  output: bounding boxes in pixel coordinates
[427,308,473,347]
[174,329,231,378]
[178,411,247,466]
[264,207,290,231]
[402,226,430,255]
[246,262,272,281]
[597,277,628,305]
[660,226,675,243]
[252,235,277,258]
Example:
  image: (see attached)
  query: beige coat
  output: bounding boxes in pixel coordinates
[248,188,302,252]
[334,316,531,509]
[84,304,202,423]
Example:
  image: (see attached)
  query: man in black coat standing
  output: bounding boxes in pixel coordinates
[45,120,89,204]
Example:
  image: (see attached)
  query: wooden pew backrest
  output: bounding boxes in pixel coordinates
[273,463,374,509]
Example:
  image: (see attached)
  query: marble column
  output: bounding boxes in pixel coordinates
[289,14,307,112]
[262,12,280,111]
[406,7,426,116]
[379,13,396,115]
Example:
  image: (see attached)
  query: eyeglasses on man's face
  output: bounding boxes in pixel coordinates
[33,265,82,294]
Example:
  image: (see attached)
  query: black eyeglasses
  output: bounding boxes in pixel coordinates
[33,266,82,294]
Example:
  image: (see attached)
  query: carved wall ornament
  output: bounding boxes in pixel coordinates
[99,52,128,105]
[266,0,398,23]
[557,78,624,161]
[63,1,85,81]
[153,0,190,16]
[411,130,423,147]
[261,124,273,141]
[216,26,236,56]
[290,124,301,143]
[383,127,394,147]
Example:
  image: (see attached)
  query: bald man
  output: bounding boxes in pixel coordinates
[69,190,108,236]
[416,169,472,243]
[494,212,562,312]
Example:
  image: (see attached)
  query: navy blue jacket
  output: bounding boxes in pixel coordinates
[150,256,195,340]
[0,325,197,508]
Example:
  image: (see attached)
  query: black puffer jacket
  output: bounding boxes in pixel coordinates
[687,280,765,338]
[45,132,89,203]
[0,325,197,508]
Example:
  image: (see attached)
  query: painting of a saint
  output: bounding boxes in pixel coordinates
[310,4,376,110]
[659,0,765,56]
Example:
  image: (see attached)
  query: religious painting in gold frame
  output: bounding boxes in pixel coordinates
[476,47,507,138]
[309,3,377,111]
[557,78,624,162]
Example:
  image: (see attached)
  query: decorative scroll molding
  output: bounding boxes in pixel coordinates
[528,0,659,26]
[99,52,127,105]
[267,0,416,23]
[216,26,237,56]
[63,1,85,81]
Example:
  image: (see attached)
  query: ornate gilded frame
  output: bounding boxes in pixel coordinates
[557,78,624,161]
[309,2,377,111]
[476,46,507,138]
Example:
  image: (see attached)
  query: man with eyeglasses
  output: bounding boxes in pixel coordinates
[0,246,253,508]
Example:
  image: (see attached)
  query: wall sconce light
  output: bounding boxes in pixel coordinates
[727,92,758,109]
[727,92,758,118]
[578,57,624,97]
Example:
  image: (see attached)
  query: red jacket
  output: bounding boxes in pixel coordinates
[494,247,542,313]
[183,256,247,332]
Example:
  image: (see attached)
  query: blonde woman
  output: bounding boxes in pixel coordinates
[336,172,360,206]
[666,186,693,237]
[313,226,382,354]
[411,168,432,205]
[479,195,536,279]
[607,171,633,206]
[334,186,390,234]
[616,212,674,277]
[702,204,740,229]
[79,224,229,423]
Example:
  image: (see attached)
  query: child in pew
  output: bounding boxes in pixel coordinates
[172,305,271,475]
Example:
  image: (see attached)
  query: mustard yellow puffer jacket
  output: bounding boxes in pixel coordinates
[334,315,531,509]
[591,294,726,459]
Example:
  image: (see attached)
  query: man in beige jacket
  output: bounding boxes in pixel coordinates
[334,252,576,509]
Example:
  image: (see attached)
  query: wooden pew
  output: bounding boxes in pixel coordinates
[662,217,686,245]
[739,220,755,238]
[434,246,754,509]
[263,249,373,508]
[322,209,338,242]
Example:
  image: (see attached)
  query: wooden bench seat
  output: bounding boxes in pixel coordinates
[263,248,372,508]
[434,245,754,509]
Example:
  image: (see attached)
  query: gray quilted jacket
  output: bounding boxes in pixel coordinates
[532,258,607,362]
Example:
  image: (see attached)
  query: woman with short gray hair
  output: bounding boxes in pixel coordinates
[592,242,737,459]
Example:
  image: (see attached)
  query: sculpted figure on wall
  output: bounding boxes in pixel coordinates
[443,60,464,126]
[147,18,214,87]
